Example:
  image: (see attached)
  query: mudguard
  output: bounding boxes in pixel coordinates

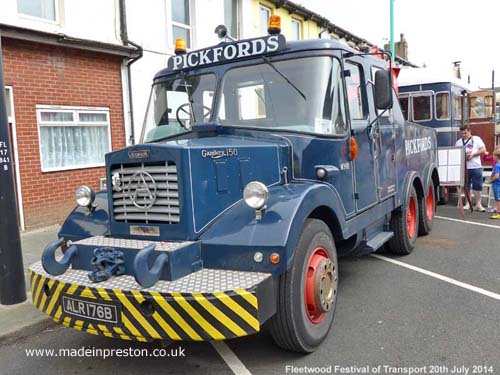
[58,191,110,243]
[200,182,345,276]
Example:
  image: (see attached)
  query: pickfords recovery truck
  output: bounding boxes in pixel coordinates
[29,17,439,353]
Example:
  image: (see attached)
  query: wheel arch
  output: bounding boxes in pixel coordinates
[307,205,343,243]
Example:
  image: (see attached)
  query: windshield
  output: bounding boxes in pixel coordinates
[141,73,216,143]
[216,56,347,136]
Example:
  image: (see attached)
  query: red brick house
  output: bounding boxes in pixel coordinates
[1,25,139,230]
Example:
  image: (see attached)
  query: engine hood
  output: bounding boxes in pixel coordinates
[105,134,290,240]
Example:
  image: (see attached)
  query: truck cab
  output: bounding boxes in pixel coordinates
[29,21,439,353]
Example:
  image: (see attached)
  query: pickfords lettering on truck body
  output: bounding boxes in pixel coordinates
[29,27,439,353]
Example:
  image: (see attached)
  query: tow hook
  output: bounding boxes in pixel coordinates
[133,244,169,288]
[41,238,78,276]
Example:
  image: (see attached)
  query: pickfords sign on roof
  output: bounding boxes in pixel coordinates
[166,34,287,71]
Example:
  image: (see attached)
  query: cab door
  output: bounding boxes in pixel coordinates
[345,60,378,212]
[371,67,397,200]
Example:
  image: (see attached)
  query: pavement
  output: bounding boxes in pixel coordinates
[1,207,500,374]
[0,226,60,345]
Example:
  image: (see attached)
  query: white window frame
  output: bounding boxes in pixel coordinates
[36,105,112,173]
[453,94,463,121]
[16,0,60,25]
[408,90,435,122]
[410,91,433,122]
[170,0,192,49]
[291,18,302,40]
[434,91,451,121]
[259,4,272,36]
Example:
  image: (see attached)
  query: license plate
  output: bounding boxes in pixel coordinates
[61,295,121,324]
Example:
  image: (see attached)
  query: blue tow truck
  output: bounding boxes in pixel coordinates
[29,19,439,353]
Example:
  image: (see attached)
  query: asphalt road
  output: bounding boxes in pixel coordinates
[1,205,499,375]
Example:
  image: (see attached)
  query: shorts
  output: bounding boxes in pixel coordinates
[467,168,483,191]
[493,184,500,201]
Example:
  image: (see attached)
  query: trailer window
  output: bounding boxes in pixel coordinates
[218,56,347,136]
[412,95,431,121]
[470,95,493,119]
[399,96,409,120]
[435,92,450,120]
[453,95,462,120]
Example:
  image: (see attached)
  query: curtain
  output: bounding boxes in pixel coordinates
[40,126,109,170]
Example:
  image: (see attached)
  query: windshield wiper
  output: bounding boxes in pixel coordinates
[261,56,307,101]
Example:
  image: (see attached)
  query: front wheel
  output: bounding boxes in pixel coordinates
[269,219,338,353]
[387,185,419,255]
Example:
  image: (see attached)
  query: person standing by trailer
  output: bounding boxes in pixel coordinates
[456,124,487,211]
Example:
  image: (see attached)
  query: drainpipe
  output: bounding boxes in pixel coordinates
[119,0,143,145]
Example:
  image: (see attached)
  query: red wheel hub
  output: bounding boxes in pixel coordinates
[406,196,417,238]
[304,247,336,324]
[426,186,434,221]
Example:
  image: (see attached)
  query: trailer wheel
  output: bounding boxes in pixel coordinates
[418,181,435,236]
[387,185,419,255]
[269,219,338,353]
[438,186,449,205]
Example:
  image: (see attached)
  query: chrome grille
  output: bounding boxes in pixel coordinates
[111,162,180,223]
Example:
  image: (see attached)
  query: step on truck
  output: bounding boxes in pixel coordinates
[30,17,439,353]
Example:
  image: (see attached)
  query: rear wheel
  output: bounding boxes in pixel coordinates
[269,219,338,353]
[418,181,435,236]
[387,185,419,255]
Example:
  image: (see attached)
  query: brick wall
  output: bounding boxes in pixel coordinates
[2,37,126,230]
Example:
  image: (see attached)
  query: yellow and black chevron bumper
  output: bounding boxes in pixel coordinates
[29,262,274,342]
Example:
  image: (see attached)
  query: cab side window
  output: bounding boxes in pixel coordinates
[344,62,367,120]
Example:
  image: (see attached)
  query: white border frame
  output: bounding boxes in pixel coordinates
[5,86,26,230]
[434,91,451,121]
[410,91,433,122]
[35,105,112,173]
[452,93,463,121]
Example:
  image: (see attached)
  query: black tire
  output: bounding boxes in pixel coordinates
[387,185,419,255]
[269,219,338,353]
[418,181,435,236]
[438,186,449,205]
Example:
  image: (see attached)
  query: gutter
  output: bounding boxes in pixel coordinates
[118,0,143,145]
[0,23,139,58]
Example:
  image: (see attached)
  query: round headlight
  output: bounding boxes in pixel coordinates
[243,181,269,210]
[75,186,95,207]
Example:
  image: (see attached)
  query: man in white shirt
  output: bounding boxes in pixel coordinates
[455,124,487,211]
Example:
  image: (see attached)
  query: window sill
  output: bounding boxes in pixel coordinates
[41,163,106,173]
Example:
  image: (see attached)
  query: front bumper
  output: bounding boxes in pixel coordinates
[29,261,273,342]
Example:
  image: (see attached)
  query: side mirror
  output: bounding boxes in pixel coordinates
[374,70,393,110]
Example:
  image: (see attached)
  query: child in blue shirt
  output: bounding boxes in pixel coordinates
[489,149,500,219]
